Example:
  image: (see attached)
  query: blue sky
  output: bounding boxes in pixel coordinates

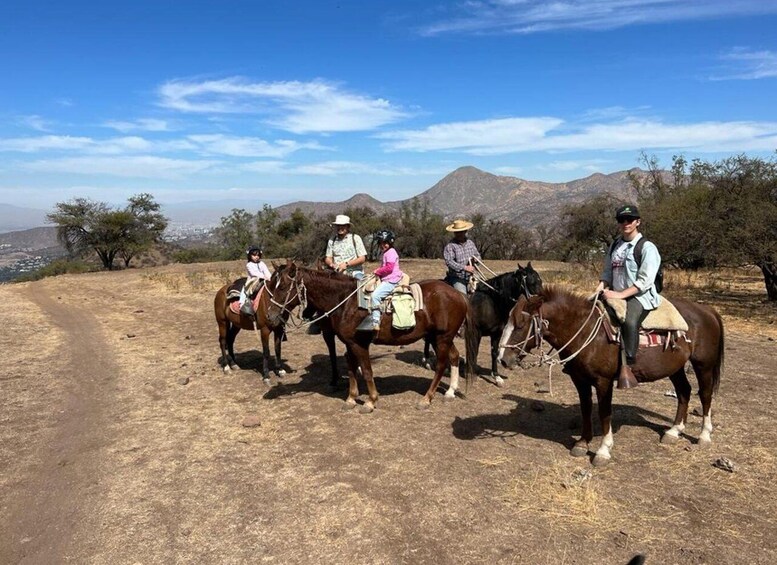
[1,0,776,209]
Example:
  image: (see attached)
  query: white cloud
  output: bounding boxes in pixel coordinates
[380,116,777,154]
[239,159,445,177]
[103,118,172,132]
[23,156,221,179]
[379,117,564,154]
[711,48,777,80]
[420,1,777,35]
[158,77,409,133]
[0,135,94,152]
[187,134,329,158]
[18,115,53,132]
[536,159,613,172]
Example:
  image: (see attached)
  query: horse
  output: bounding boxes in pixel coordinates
[267,264,469,412]
[213,269,297,384]
[497,285,724,466]
[460,263,542,387]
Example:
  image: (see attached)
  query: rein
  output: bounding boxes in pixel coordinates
[502,292,607,395]
[279,272,377,333]
[470,257,531,300]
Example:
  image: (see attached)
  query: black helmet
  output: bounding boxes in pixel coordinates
[246,245,262,258]
[374,229,395,244]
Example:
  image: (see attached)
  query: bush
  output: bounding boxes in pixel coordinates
[15,259,97,281]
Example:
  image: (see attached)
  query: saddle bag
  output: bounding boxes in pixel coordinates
[390,292,416,330]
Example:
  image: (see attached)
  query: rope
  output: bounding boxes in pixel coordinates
[281,273,378,334]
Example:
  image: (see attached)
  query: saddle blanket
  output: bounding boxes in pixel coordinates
[229,285,265,315]
[603,296,689,332]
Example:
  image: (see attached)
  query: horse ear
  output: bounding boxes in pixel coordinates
[526,261,533,269]
[271,260,278,269]
[516,262,523,269]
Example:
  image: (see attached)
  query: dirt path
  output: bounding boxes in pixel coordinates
[1,282,121,563]
[1,262,776,564]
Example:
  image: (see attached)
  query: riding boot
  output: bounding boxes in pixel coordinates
[617,350,639,389]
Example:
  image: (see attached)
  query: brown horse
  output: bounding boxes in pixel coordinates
[266,264,469,412]
[497,285,724,466]
[213,270,297,384]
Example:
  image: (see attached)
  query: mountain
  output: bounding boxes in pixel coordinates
[273,192,401,219]
[275,166,642,228]
[0,204,50,233]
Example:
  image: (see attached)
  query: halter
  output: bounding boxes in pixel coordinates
[267,272,308,325]
[500,293,607,395]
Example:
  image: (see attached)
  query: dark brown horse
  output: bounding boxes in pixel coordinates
[267,264,469,412]
[214,270,297,384]
[497,285,724,465]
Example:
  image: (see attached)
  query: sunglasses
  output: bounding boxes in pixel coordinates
[617,217,638,224]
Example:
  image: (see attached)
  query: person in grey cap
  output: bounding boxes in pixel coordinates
[325,214,367,280]
[596,204,662,389]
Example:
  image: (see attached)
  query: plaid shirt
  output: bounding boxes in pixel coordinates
[444,238,480,280]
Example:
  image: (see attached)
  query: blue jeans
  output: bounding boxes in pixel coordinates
[371,281,397,325]
[445,274,468,295]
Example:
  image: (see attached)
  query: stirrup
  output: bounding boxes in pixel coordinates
[617,365,639,389]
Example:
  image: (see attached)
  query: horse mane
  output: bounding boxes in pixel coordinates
[298,266,358,291]
[538,284,591,311]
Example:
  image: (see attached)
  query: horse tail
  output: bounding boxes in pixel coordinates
[712,309,724,395]
[464,300,478,394]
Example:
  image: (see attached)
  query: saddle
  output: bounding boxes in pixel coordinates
[358,274,423,330]
[227,278,266,316]
[599,296,690,350]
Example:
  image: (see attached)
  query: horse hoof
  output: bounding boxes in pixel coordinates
[592,455,611,467]
[416,401,431,411]
[423,362,432,371]
[661,432,680,445]
[277,369,287,377]
[570,445,589,457]
[358,404,374,414]
[493,376,504,388]
[698,436,712,448]
[442,392,455,403]
[222,365,231,373]
[341,401,357,411]
[262,378,272,387]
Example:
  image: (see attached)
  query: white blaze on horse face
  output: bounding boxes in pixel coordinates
[497,319,515,363]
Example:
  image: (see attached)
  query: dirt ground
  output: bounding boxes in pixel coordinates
[1,259,776,565]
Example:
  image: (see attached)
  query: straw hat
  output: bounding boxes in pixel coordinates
[331,214,351,226]
[445,219,474,232]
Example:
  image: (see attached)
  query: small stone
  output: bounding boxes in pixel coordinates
[180,362,188,367]
[768,337,774,342]
[712,457,736,473]
[126,334,136,338]
[184,335,192,340]
[241,415,262,428]
[178,377,190,385]
[134,309,144,313]
[692,407,703,417]
[531,400,545,412]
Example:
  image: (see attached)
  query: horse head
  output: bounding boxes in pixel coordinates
[497,293,546,369]
[266,261,303,325]
[516,262,543,298]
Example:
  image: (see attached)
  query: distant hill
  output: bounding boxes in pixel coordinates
[0,204,50,233]
[274,166,644,228]
[0,226,60,249]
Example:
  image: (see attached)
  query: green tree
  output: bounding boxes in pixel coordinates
[216,209,255,259]
[553,194,621,262]
[47,195,167,270]
[119,193,168,267]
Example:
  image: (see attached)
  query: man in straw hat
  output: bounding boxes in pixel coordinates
[325,214,367,280]
[443,218,481,294]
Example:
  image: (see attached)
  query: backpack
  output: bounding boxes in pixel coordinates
[608,237,664,294]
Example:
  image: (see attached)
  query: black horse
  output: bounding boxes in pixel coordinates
[429,263,541,387]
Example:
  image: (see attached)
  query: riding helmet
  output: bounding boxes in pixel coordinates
[246,245,262,258]
[374,229,395,245]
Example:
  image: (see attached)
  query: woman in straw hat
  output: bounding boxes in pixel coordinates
[443,218,480,294]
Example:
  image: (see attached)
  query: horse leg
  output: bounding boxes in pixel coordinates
[218,319,230,372]
[592,380,615,466]
[421,338,454,409]
[342,347,360,411]
[422,337,435,370]
[226,325,240,370]
[323,325,340,390]
[272,327,287,377]
[259,326,272,385]
[570,375,593,457]
[354,344,378,414]
[662,368,692,444]
[691,360,715,446]
[489,334,505,387]
[443,341,462,401]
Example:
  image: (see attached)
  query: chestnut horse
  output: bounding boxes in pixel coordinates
[213,270,297,384]
[267,264,469,412]
[498,285,724,466]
